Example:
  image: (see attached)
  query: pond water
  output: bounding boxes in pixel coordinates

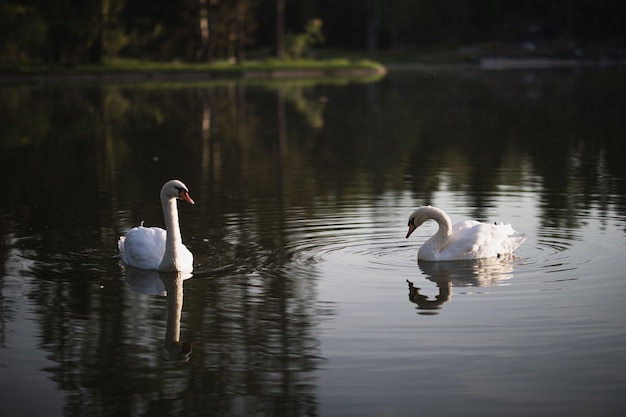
[1,68,626,417]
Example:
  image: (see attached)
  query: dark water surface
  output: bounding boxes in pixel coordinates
[1,68,626,417]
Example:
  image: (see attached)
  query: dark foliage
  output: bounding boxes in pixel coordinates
[0,0,624,64]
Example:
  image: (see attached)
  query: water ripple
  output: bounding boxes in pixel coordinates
[276,207,625,291]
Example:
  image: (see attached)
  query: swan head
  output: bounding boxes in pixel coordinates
[161,180,195,204]
[406,210,424,238]
[406,206,437,238]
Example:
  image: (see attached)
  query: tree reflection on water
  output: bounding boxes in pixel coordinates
[1,69,625,416]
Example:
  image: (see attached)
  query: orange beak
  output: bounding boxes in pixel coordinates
[179,189,195,204]
[406,223,416,239]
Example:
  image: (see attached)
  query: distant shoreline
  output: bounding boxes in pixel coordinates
[475,56,626,70]
[2,53,624,84]
[0,58,387,83]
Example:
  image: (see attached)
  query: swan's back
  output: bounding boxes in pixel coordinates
[119,226,167,270]
[421,220,527,261]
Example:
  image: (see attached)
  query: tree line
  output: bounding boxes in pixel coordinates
[1,0,624,65]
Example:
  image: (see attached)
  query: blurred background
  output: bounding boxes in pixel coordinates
[2,2,626,417]
[1,0,624,65]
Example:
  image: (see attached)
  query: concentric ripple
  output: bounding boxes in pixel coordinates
[272,204,626,290]
[191,198,625,295]
[283,208,416,277]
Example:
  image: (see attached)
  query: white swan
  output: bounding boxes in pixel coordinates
[406,206,526,261]
[119,180,195,272]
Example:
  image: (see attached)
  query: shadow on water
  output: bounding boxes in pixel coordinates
[124,268,193,361]
[117,259,324,415]
[407,255,519,314]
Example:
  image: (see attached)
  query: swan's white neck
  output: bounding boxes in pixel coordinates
[421,207,453,255]
[160,196,183,271]
[429,207,452,239]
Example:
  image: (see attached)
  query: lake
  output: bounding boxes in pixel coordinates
[1,67,625,417]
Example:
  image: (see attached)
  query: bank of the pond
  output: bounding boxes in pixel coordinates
[0,58,387,83]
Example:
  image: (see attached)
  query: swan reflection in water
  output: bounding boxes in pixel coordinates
[407,254,518,314]
[124,266,193,361]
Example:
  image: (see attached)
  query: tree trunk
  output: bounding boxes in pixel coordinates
[236,0,246,63]
[276,0,285,58]
[366,0,379,54]
[90,0,108,63]
[196,0,210,61]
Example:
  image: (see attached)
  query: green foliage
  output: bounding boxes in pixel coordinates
[103,26,129,60]
[0,2,46,63]
[285,18,325,59]
[0,1,624,66]
[102,0,129,59]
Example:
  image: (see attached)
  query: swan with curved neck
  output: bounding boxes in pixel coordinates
[119,180,195,272]
[406,206,526,261]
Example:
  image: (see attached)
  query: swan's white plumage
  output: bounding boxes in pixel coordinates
[406,206,526,261]
[118,180,194,272]
[120,227,173,270]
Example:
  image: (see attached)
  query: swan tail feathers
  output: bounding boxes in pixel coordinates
[118,236,128,263]
[506,232,527,253]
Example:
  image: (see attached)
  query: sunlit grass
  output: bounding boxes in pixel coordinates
[0,57,386,77]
